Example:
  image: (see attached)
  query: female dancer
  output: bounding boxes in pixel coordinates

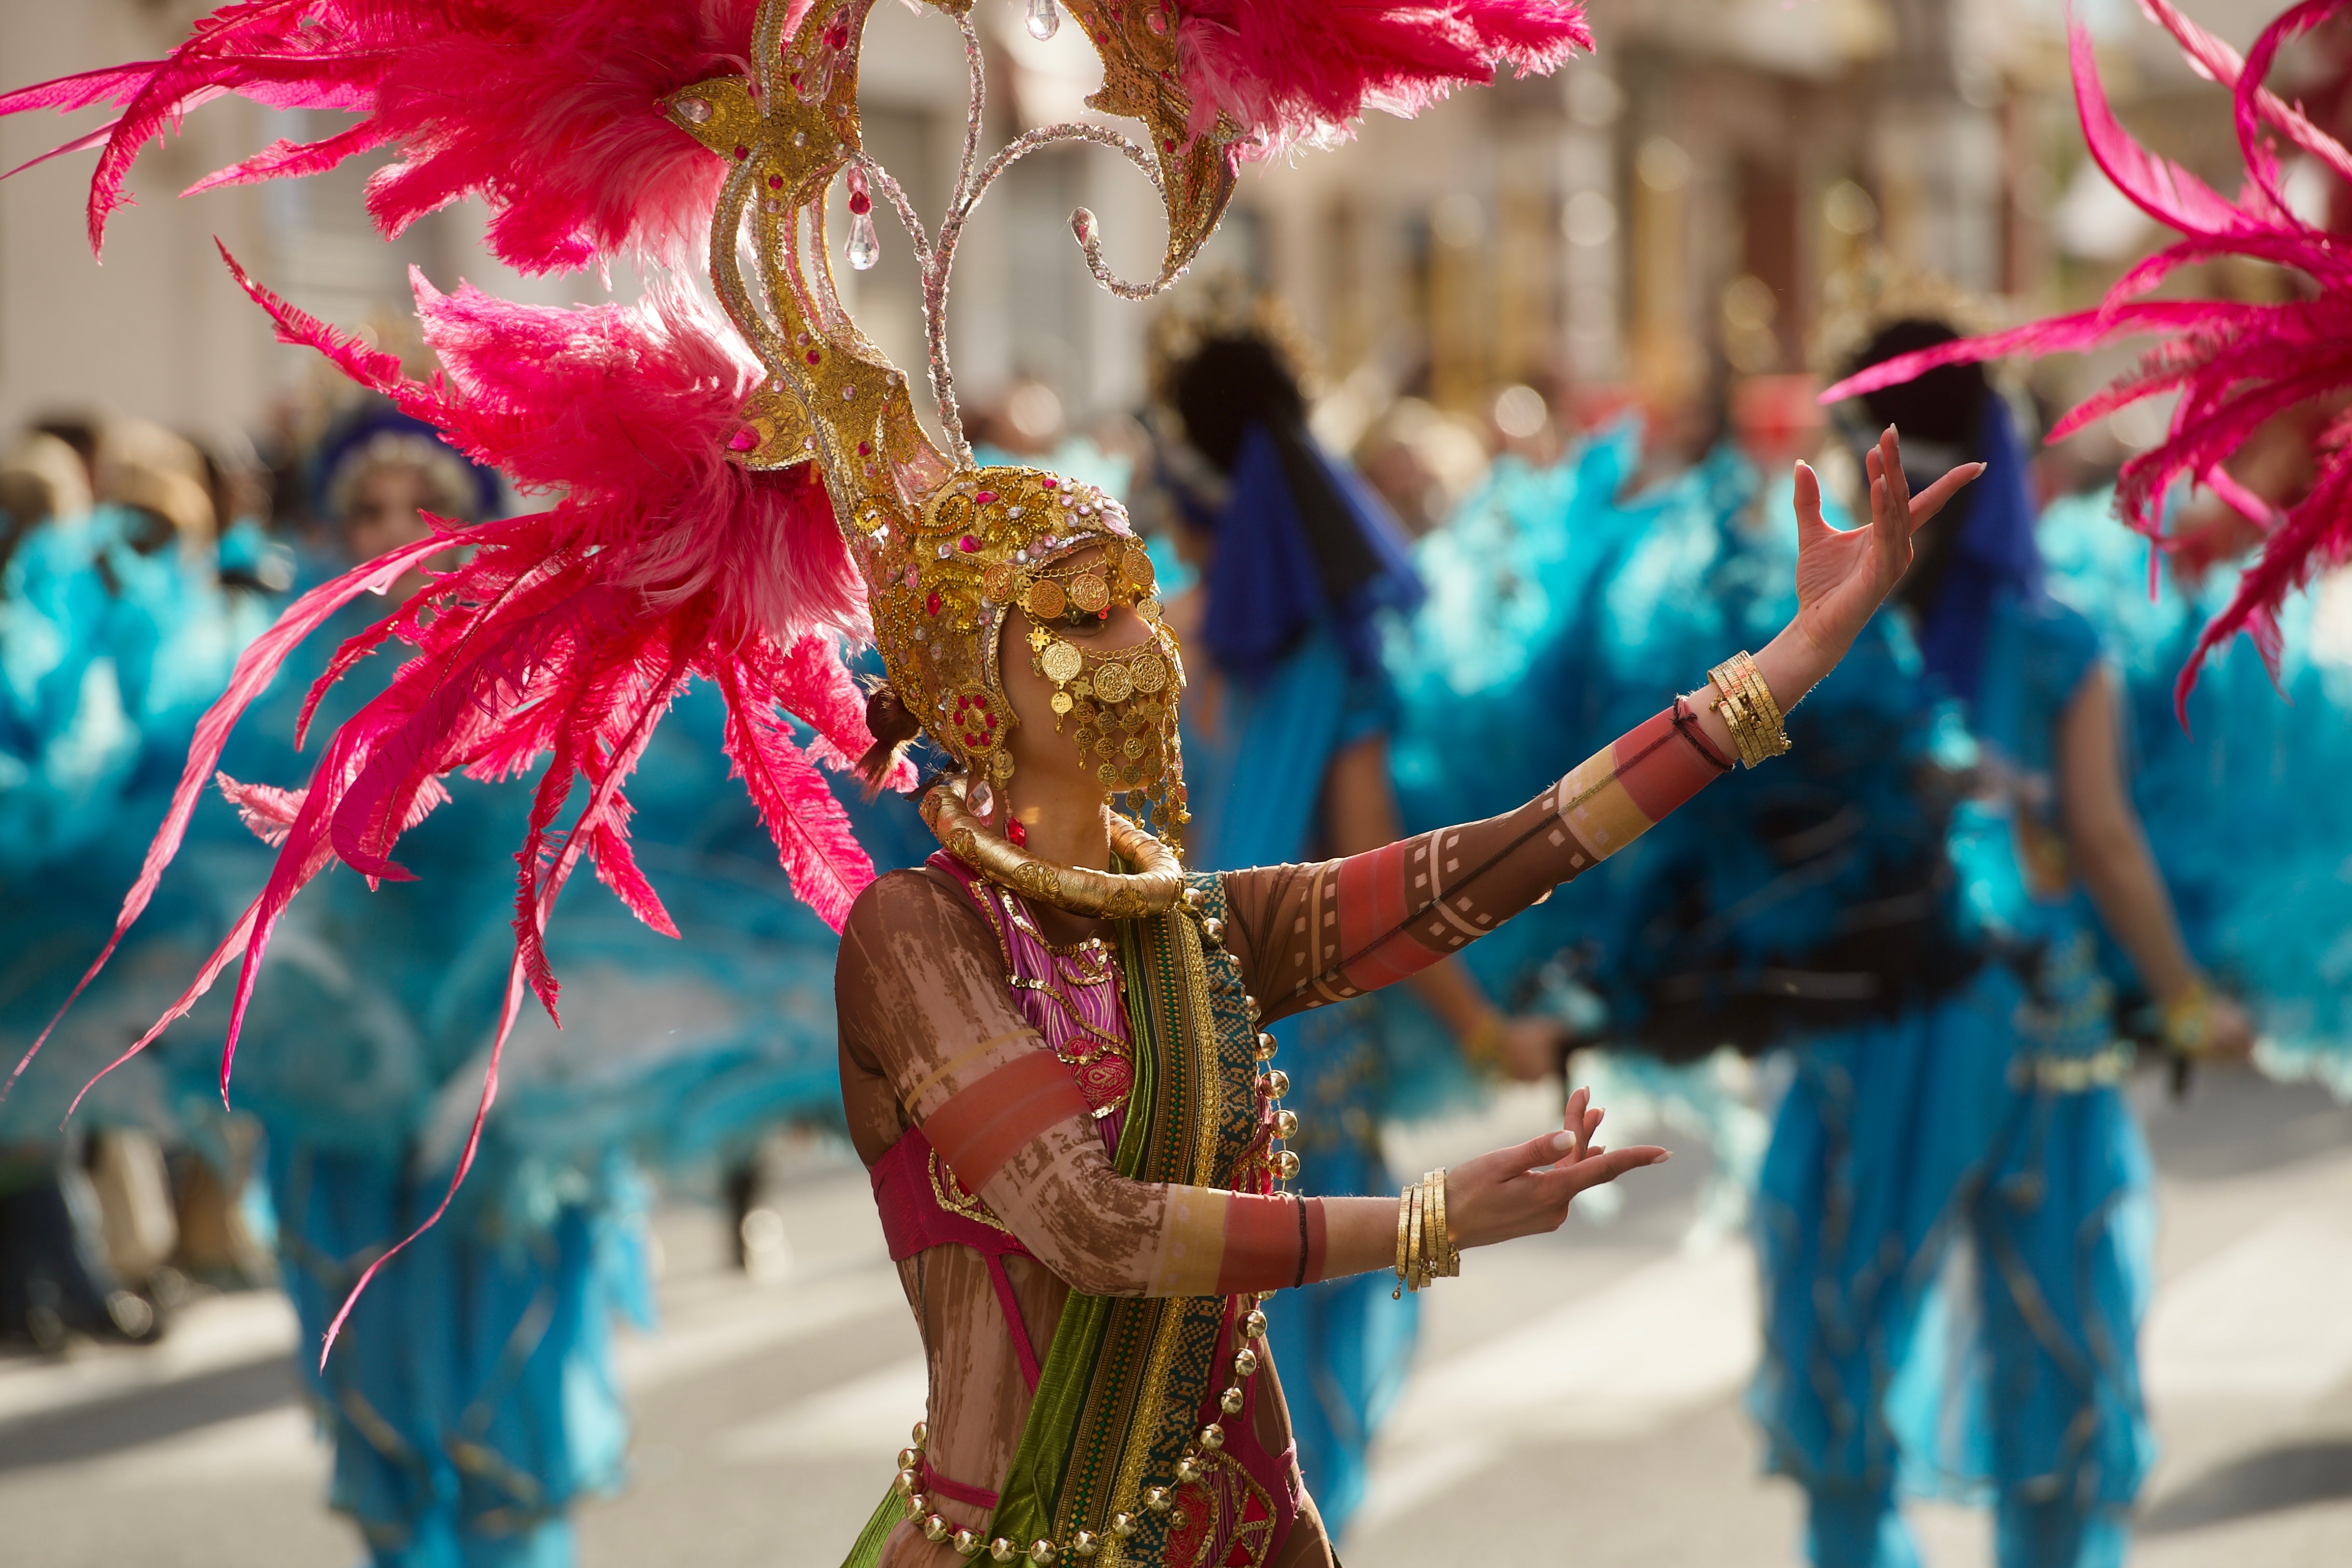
[1773,321,2250,1568]
[831,413,1975,1565]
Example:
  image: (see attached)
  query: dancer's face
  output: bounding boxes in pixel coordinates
[998,545,1186,812]
[345,461,458,602]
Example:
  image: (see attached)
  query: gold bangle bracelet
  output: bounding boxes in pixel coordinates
[1433,1168,1456,1277]
[1406,1182,1424,1292]
[1392,1186,1412,1299]
[1708,653,1791,768]
[1729,651,1787,734]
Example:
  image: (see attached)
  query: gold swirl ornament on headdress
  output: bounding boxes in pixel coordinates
[661,0,1236,909]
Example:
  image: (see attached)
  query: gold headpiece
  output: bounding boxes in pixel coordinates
[1808,247,2003,382]
[660,0,1233,850]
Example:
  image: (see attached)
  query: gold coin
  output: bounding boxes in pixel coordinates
[1068,573,1111,615]
[1040,641,1083,683]
[1131,653,1168,694]
[1025,579,1066,620]
[1093,660,1134,703]
[1124,545,1156,589]
[982,563,1015,601]
[1051,691,1074,716]
[1097,764,1119,785]
[1122,736,1146,759]
[1137,596,1163,625]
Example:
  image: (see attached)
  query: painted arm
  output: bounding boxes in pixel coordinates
[1227,429,1983,1024]
[1319,732,1565,1079]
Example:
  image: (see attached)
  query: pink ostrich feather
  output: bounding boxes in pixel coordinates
[1824,0,2352,715]
[1177,0,1592,154]
[0,0,754,271]
[6,250,907,1360]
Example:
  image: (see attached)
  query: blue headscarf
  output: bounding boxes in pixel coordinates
[312,403,502,523]
[1195,421,1423,682]
[1911,394,2044,709]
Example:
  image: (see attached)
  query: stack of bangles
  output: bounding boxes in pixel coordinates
[1707,651,1792,769]
[1392,1169,1461,1299]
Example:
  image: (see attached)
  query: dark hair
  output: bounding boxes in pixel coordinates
[1850,319,1986,449]
[1172,336,1307,475]
[855,682,923,792]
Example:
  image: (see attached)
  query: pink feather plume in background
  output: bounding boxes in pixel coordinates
[1823,0,2352,714]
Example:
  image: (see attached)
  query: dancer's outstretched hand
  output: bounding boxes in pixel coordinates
[1791,426,1981,666]
[1445,1087,1668,1250]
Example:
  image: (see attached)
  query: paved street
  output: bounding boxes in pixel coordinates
[3,1068,2349,1567]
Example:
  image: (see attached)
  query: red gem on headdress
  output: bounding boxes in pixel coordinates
[857,441,871,456]
[768,174,783,189]
[848,191,872,215]
[726,427,759,451]
[806,349,821,364]
[975,490,997,506]
[1006,818,1028,847]
[826,20,850,48]
[925,590,941,616]
[734,145,750,160]
[1041,477,1058,489]
[959,535,979,552]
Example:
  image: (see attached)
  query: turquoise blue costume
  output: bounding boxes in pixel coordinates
[1758,398,2153,1568]
[2038,489,2352,1093]
[1393,381,2158,1567]
[131,408,856,1566]
[2,497,249,1339]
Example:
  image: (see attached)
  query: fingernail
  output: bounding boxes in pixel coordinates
[1551,1131,1576,1152]
[1650,1152,1672,1164]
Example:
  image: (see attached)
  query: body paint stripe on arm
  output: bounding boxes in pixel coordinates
[923,1050,1091,1190]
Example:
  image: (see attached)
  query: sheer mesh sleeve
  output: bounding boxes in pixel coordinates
[1220,706,1727,1022]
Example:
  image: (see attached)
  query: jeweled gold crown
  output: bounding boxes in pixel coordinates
[660,0,1238,782]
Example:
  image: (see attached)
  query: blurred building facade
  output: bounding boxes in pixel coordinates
[0,0,2318,459]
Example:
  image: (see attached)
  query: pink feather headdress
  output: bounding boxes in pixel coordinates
[0,0,1589,1355]
[1824,0,2352,713]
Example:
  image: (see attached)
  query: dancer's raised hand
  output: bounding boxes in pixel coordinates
[1688,427,1981,758]
[1791,427,1980,667]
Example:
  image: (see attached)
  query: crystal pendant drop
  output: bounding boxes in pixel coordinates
[1024,0,1061,41]
[847,209,880,271]
[968,781,995,821]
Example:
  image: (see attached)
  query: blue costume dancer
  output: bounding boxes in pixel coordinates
[178,410,646,1568]
[2,426,248,1343]
[198,403,873,1567]
[1140,312,1564,1537]
[1767,322,2243,1568]
[1405,414,2045,1558]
